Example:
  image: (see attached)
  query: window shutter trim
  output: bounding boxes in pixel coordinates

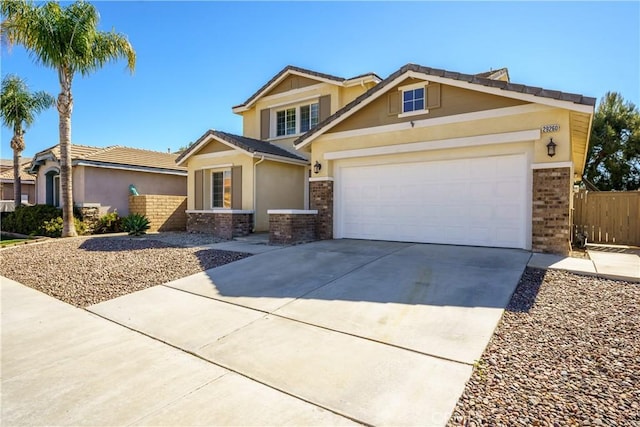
[260,109,270,139]
[194,169,203,210]
[426,83,441,109]
[388,92,400,115]
[231,166,242,209]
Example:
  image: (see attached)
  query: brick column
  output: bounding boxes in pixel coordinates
[310,180,333,240]
[532,167,571,255]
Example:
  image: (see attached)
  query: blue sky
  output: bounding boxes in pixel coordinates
[1,1,639,159]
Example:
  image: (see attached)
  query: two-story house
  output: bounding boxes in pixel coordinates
[178,63,595,254]
[176,66,380,234]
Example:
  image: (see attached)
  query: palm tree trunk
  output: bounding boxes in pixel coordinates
[58,69,77,237]
[13,146,21,208]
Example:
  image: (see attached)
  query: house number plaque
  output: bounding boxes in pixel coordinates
[541,124,560,133]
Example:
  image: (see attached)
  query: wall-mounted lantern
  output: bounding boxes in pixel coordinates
[546,138,557,157]
[313,161,322,174]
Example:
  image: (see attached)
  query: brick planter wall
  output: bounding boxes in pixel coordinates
[310,180,333,240]
[186,211,253,239]
[129,195,187,232]
[532,167,571,255]
[78,205,100,233]
[269,210,318,245]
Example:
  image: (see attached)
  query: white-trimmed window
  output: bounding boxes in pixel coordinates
[274,101,319,137]
[403,87,425,113]
[211,169,231,208]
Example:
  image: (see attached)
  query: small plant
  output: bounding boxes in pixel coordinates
[122,213,150,236]
[1,204,62,235]
[93,210,123,234]
[41,216,86,237]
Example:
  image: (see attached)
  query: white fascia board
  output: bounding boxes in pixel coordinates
[324,129,541,160]
[343,75,382,87]
[405,70,595,114]
[309,177,334,182]
[253,152,309,166]
[321,104,552,142]
[232,70,343,113]
[531,161,573,169]
[74,161,188,176]
[176,133,251,166]
[191,151,238,161]
[197,163,234,171]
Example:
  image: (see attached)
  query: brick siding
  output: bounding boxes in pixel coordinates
[532,167,571,255]
[310,180,333,240]
[129,195,187,232]
[186,212,253,239]
[269,213,317,245]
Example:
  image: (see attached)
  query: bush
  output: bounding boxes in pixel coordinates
[122,213,150,236]
[1,205,62,235]
[93,211,123,234]
[41,217,86,237]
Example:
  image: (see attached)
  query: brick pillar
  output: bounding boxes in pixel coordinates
[310,180,333,240]
[532,167,571,255]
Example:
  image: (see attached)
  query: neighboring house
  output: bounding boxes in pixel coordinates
[176,66,381,232]
[28,144,187,215]
[179,63,595,255]
[0,160,36,207]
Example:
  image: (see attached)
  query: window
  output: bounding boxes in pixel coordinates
[211,170,231,209]
[403,88,424,113]
[275,102,319,137]
[300,103,319,133]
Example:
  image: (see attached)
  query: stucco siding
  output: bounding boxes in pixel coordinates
[255,160,306,231]
[83,167,186,215]
[329,79,528,133]
[265,75,321,97]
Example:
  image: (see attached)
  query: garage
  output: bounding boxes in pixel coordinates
[336,153,529,249]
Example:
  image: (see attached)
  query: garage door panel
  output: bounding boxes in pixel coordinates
[338,154,527,249]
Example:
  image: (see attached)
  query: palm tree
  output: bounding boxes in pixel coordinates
[1,0,135,236]
[1,74,54,207]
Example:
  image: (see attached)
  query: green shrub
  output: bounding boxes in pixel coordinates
[1,205,62,235]
[122,213,150,236]
[93,210,123,234]
[41,217,86,237]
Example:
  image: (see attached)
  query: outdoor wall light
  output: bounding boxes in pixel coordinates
[546,138,557,157]
[314,161,322,174]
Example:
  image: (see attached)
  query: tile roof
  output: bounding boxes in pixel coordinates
[32,144,186,172]
[295,63,596,147]
[0,165,35,182]
[474,67,510,81]
[233,65,381,110]
[175,130,308,165]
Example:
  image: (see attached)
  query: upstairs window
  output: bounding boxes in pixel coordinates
[275,102,319,137]
[403,88,424,113]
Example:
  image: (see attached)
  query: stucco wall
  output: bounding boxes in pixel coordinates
[255,160,306,231]
[83,167,186,215]
[1,182,36,204]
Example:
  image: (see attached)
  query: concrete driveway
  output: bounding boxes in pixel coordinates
[3,240,530,426]
[85,239,530,426]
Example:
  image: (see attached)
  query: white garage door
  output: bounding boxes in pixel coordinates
[337,154,528,249]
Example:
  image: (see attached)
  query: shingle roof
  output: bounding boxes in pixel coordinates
[295,63,596,147]
[31,144,186,172]
[233,65,381,110]
[175,130,308,165]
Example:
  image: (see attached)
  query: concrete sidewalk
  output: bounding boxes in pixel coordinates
[0,277,354,426]
[527,248,639,282]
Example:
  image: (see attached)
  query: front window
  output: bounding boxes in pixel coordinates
[211,170,231,208]
[275,102,319,137]
[403,88,425,113]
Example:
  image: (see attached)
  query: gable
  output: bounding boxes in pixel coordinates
[191,140,235,156]
[329,78,528,134]
[263,74,323,98]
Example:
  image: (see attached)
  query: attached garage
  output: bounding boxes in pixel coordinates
[335,153,530,249]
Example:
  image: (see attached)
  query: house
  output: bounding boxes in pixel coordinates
[0,159,36,207]
[28,144,187,216]
[180,63,595,255]
[176,66,381,233]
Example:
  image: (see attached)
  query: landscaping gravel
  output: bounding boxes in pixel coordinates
[0,233,250,307]
[448,268,640,426]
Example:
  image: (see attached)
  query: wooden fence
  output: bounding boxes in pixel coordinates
[573,190,640,246]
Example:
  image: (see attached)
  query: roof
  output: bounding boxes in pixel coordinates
[0,165,35,182]
[232,65,382,112]
[175,130,309,166]
[474,67,510,81]
[295,63,597,147]
[30,144,186,174]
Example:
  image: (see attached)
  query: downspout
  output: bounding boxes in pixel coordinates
[253,155,265,231]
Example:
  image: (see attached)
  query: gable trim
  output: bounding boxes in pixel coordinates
[324,129,541,160]
[258,83,325,106]
[176,132,252,166]
[319,104,552,142]
[191,150,238,161]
